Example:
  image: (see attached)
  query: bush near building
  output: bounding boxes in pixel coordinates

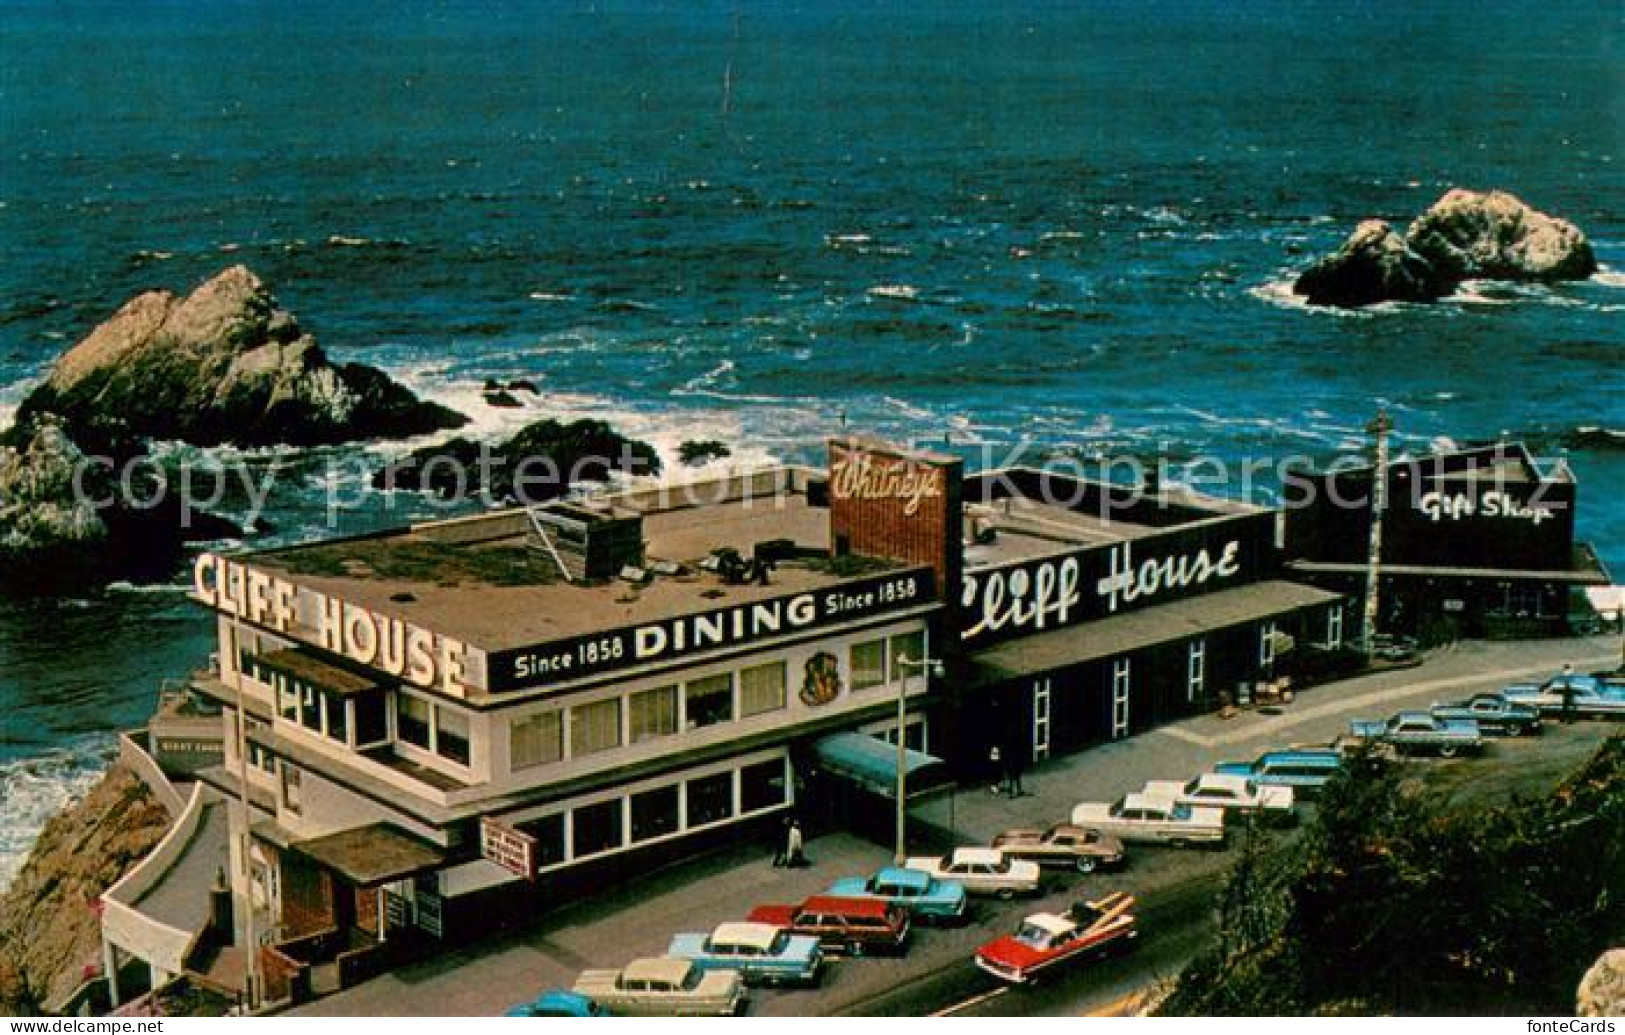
[1161,737,1625,1015]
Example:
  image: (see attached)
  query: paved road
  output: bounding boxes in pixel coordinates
[293,636,1620,1017]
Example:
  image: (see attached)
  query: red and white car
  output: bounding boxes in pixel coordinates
[974,892,1137,985]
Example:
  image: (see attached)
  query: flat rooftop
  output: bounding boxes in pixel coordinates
[252,484,914,655]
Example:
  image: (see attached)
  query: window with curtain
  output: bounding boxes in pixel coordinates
[628,685,678,743]
[739,662,787,717]
[684,673,734,729]
[571,698,623,757]
[511,711,563,770]
[851,639,887,690]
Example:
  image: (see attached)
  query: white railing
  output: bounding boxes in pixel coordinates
[100,783,209,977]
[117,731,185,818]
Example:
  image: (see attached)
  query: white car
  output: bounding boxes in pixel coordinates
[1141,773,1296,826]
[902,847,1042,899]
[1070,792,1227,848]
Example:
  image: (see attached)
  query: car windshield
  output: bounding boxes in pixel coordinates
[1170,803,1193,820]
[1015,923,1053,948]
[681,967,703,991]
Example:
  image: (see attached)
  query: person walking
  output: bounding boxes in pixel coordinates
[1560,662,1577,724]
[783,818,808,868]
[988,745,1004,796]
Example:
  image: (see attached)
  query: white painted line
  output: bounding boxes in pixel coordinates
[1155,726,1218,749]
[1206,655,1616,748]
[931,986,1009,1017]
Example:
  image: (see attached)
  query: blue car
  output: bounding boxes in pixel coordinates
[826,867,968,925]
[1213,749,1343,799]
[505,990,609,1017]
[1430,693,1543,737]
[667,921,823,987]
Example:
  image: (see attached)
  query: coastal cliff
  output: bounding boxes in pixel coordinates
[0,765,170,1015]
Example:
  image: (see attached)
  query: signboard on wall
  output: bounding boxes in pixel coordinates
[959,513,1272,646]
[828,439,962,600]
[480,816,538,880]
[488,567,934,693]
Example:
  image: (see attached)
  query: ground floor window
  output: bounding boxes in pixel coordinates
[740,758,789,814]
[630,785,680,842]
[518,813,566,868]
[1187,639,1206,703]
[1326,606,1344,647]
[572,799,623,858]
[686,771,734,828]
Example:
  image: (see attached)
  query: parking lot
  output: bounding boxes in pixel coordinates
[291,635,1620,1017]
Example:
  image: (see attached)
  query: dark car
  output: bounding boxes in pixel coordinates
[746,895,911,957]
[1431,693,1543,737]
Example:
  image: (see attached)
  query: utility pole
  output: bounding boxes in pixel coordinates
[234,676,261,1012]
[1361,409,1393,655]
[892,652,943,865]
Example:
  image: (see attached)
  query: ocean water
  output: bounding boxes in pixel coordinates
[1,0,1621,887]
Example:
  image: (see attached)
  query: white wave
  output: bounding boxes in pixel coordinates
[867,284,919,301]
[527,291,575,302]
[1450,280,1517,305]
[0,736,115,893]
[106,579,191,595]
[1590,269,1625,289]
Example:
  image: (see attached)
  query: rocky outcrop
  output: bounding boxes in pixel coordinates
[1293,190,1597,308]
[1408,189,1597,283]
[1578,949,1625,1017]
[373,418,661,503]
[0,421,241,595]
[0,765,171,1013]
[8,266,467,451]
[1293,220,1449,308]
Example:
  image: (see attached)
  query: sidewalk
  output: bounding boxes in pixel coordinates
[294,635,1618,1017]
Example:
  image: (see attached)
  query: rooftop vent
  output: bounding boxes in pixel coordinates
[526,500,644,583]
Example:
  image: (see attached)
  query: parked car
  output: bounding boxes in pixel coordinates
[1430,693,1543,737]
[992,823,1126,873]
[1069,792,1226,848]
[504,990,609,1017]
[1346,712,1484,758]
[826,866,969,925]
[1141,773,1296,826]
[1501,673,1625,719]
[667,921,823,987]
[573,957,747,1017]
[903,847,1042,900]
[1213,749,1344,799]
[974,892,1138,985]
[746,895,910,957]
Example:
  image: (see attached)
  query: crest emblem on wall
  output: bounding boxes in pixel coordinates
[801,651,843,707]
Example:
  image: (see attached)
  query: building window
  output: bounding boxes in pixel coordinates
[628,685,678,743]
[889,631,927,683]
[397,694,432,749]
[298,682,321,733]
[325,695,348,744]
[686,771,734,828]
[277,676,298,722]
[571,698,623,757]
[519,813,566,868]
[684,674,734,729]
[572,800,622,858]
[630,786,680,842]
[1188,639,1206,703]
[1111,659,1131,739]
[353,694,388,747]
[436,706,471,766]
[740,759,788,814]
[739,662,787,718]
[511,712,563,770]
[1326,607,1344,647]
[851,639,887,690]
[1260,622,1278,669]
[280,763,303,816]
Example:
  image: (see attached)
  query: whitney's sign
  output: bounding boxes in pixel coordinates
[829,449,946,517]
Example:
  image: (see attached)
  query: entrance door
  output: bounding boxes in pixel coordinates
[1111,659,1131,739]
[1032,679,1051,762]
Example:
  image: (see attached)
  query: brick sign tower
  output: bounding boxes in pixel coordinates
[827,437,963,601]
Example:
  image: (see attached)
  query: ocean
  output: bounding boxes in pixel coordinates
[0,0,1620,888]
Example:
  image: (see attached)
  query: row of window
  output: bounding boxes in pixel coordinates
[244,653,390,751]
[398,693,473,767]
[509,630,926,773]
[511,756,790,870]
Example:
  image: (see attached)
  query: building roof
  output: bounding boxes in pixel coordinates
[969,580,1343,682]
[813,732,950,800]
[290,823,448,888]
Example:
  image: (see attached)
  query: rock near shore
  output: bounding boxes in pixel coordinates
[1293,190,1597,308]
[0,765,171,1014]
[9,266,467,451]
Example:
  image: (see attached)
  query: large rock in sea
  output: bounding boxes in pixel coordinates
[373,417,662,503]
[1406,188,1597,283]
[1578,949,1625,1017]
[1292,220,1449,308]
[0,421,241,594]
[10,266,467,451]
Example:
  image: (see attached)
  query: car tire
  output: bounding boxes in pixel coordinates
[1170,838,1189,850]
[848,940,865,959]
[997,887,1015,901]
[1074,856,1098,874]
[1438,744,1459,759]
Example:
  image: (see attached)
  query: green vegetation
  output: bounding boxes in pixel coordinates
[1161,737,1625,1015]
